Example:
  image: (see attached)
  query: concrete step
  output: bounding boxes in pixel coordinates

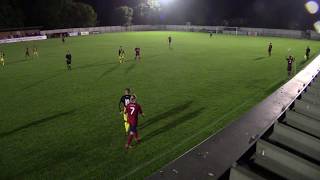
[254,140,320,180]
[269,123,320,161]
[311,81,320,89]
[285,111,320,138]
[307,86,320,96]
[229,166,267,180]
[314,76,319,82]
[294,100,320,121]
[301,93,320,106]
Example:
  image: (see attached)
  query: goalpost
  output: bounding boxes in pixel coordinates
[222,27,258,37]
[206,27,239,35]
[223,27,239,36]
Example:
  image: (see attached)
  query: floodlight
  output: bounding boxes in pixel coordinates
[314,21,320,33]
[305,1,319,14]
[159,0,173,5]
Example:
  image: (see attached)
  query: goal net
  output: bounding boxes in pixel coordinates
[222,27,239,36]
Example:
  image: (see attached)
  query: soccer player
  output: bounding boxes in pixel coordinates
[134,46,141,61]
[305,46,311,60]
[210,32,213,38]
[119,88,132,134]
[0,51,5,67]
[168,36,172,48]
[125,95,144,149]
[25,47,30,59]
[118,46,126,64]
[268,42,273,57]
[286,55,295,77]
[33,47,39,57]
[62,35,66,43]
[65,50,72,70]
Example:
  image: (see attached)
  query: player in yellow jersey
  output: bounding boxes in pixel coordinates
[33,47,39,58]
[119,88,132,134]
[118,46,126,64]
[0,51,5,67]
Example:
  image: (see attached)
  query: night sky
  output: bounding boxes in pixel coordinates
[79,0,319,30]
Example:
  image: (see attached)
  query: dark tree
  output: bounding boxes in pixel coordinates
[0,0,97,29]
[0,0,24,28]
[133,0,162,24]
[60,2,97,28]
[113,6,134,26]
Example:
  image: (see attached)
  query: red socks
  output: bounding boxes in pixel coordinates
[127,134,133,146]
[127,132,140,147]
[134,132,139,140]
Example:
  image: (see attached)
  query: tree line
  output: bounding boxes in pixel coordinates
[113,0,164,26]
[0,0,175,30]
[0,0,317,30]
[0,0,97,29]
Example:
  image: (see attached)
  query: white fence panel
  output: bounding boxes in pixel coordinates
[37,25,320,41]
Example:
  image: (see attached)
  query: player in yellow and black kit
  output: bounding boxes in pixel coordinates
[118,46,126,64]
[0,51,5,67]
[119,88,132,134]
[33,47,39,58]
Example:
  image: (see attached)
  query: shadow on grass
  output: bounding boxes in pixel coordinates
[125,62,136,74]
[0,109,76,138]
[98,64,120,80]
[20,73,62,91]
[6,59,28,65]
[254,57,267,61]
[295,53,316,72]
[19,61,119,91]
[144,54,162,60]
[73,61,118,71]
[265,79,287,95]
[140,101,193,130]
[299,59,309,68]
[142,107,205,143]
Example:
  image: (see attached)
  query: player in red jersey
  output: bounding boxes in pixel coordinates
[134,47,141,61]
[125,95,144,149]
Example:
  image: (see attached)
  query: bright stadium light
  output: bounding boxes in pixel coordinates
[159,0,174,5]
[314,21,320,33]
[305,1,319,14]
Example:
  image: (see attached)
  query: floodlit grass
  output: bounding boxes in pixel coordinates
[0,31,319,179]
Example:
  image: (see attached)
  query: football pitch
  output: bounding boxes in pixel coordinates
[0,31,319,179]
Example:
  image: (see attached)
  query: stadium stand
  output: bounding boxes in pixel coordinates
[0,27,41,39]
[0,27,46,44]
[230,76,320,180]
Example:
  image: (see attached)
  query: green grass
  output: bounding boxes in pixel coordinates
[0,31,319,179]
